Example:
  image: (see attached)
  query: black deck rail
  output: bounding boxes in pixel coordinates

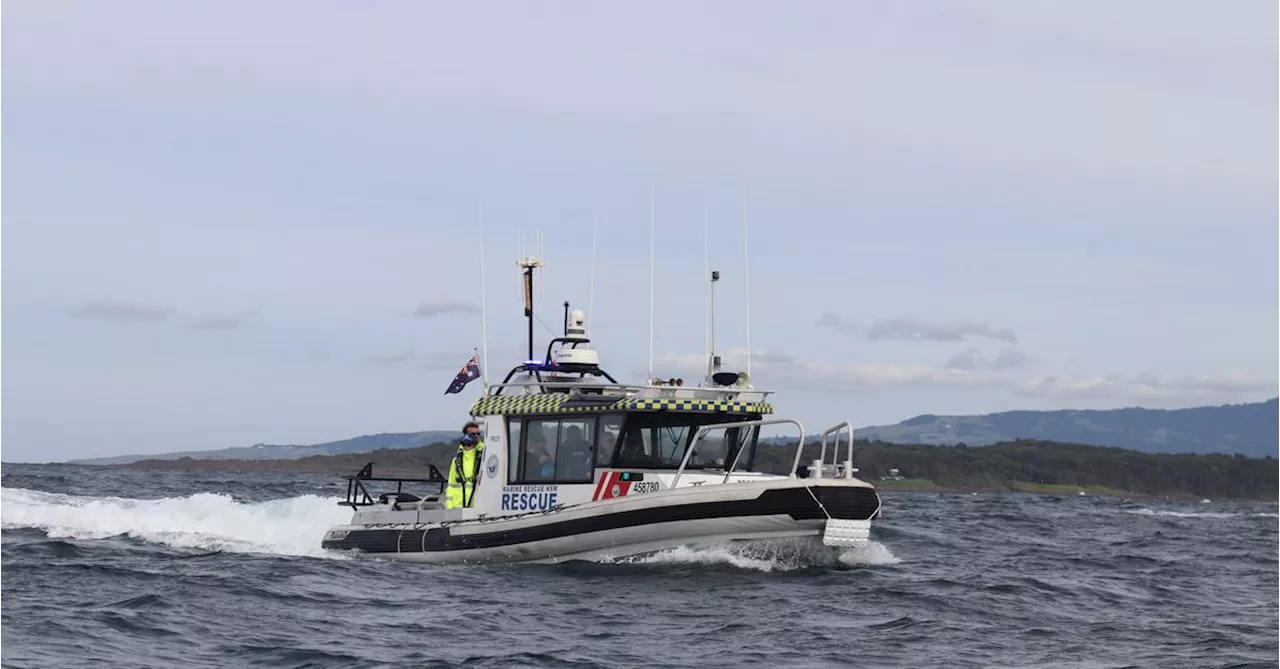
[339,462,447,510]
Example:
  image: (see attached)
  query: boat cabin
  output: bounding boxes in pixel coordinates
[461,310,781,514]
[472,384,773,485]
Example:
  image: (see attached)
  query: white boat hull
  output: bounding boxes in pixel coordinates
[322,479,880,565]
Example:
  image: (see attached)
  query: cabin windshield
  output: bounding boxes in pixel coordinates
[613,413,760,471]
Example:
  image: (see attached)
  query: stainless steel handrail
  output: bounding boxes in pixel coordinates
[483,381,648,395]
[673,418,807,488]
[480,380,774,400]
[818,421,856,479]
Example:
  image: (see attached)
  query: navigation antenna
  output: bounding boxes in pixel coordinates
[517,240,545,363]
[648,185,655,382]
[478,204,490,386]
[537,228,546,302]
[703,189,710,376]
[588,211,598,339]
[743,191,752,380]
[708,269,721,381]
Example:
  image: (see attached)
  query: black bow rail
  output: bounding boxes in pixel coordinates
[340,462,447,510]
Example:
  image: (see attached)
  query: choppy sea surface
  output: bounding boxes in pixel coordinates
[2,462,1276,669]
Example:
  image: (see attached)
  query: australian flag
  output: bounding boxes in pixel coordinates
[444,354,482,395]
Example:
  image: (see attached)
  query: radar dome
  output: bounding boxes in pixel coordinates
[565,308,587,340]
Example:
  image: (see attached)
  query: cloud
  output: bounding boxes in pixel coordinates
[65,301,171,324]
[185,308,257,331]
[649,346,1276,405]
[867,316,1018,344]
[817,312,857,334]
[418,354,476,372]
[648,346,1005,393]
[946,348,1028,371]
[366,348,490,371]
[413,299,480,319]
[364,348,417,364]
[752,351,797,365]
[66,302,257,330]
[1017,372,1276,402]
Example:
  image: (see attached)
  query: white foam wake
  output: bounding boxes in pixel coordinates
[1,487,353,559]
[1125,508,1279,519]
[608,537,902,572]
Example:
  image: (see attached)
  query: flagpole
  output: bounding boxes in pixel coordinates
[479,205,490,388]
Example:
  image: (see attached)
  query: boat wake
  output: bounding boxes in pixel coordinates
[599,536,901,572]
[1,487,352,559]
[1124,507,1279,520]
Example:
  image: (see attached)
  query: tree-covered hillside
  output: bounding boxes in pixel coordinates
[856,398,1278,457]
[752,438,1276,500]
[69,431,459,465]
[122,437,1278,501]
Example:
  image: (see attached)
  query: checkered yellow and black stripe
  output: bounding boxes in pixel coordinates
[469,394,773,417]
[469,394,578,415]
[623,398,771,414]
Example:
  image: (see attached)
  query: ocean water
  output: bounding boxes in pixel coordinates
[2,463,1277,669]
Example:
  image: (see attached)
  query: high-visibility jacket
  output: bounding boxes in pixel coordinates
[446,442,485,509]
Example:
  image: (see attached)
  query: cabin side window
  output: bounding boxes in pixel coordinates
[523,419,559,481]
[517,416,597,484]
[723,425,759,472]
[653,425,690,463]
[614,423,658,468]
[506,419,523,484]
[596,415,622,467]
[555,417,596,482]
[614,414,761,470]
[684,425,755,469]
[616,423,688,468]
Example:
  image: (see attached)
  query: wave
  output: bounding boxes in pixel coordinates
[0,486,352,558]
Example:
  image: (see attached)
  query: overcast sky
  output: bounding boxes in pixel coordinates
[4,1,1277,463]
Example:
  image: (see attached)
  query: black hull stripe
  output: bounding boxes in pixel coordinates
[323,485,879,554]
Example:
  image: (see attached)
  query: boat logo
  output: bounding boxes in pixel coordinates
[486,454,500,478]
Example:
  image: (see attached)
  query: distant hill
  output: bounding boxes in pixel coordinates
[115,438,1278,501]
[67,398,1279,465]
[854,398,1278,457]
[68,431,459,466]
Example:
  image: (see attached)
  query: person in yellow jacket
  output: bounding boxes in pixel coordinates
[446,421,485,509]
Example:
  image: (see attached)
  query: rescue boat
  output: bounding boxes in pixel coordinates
[320,250,882,564]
